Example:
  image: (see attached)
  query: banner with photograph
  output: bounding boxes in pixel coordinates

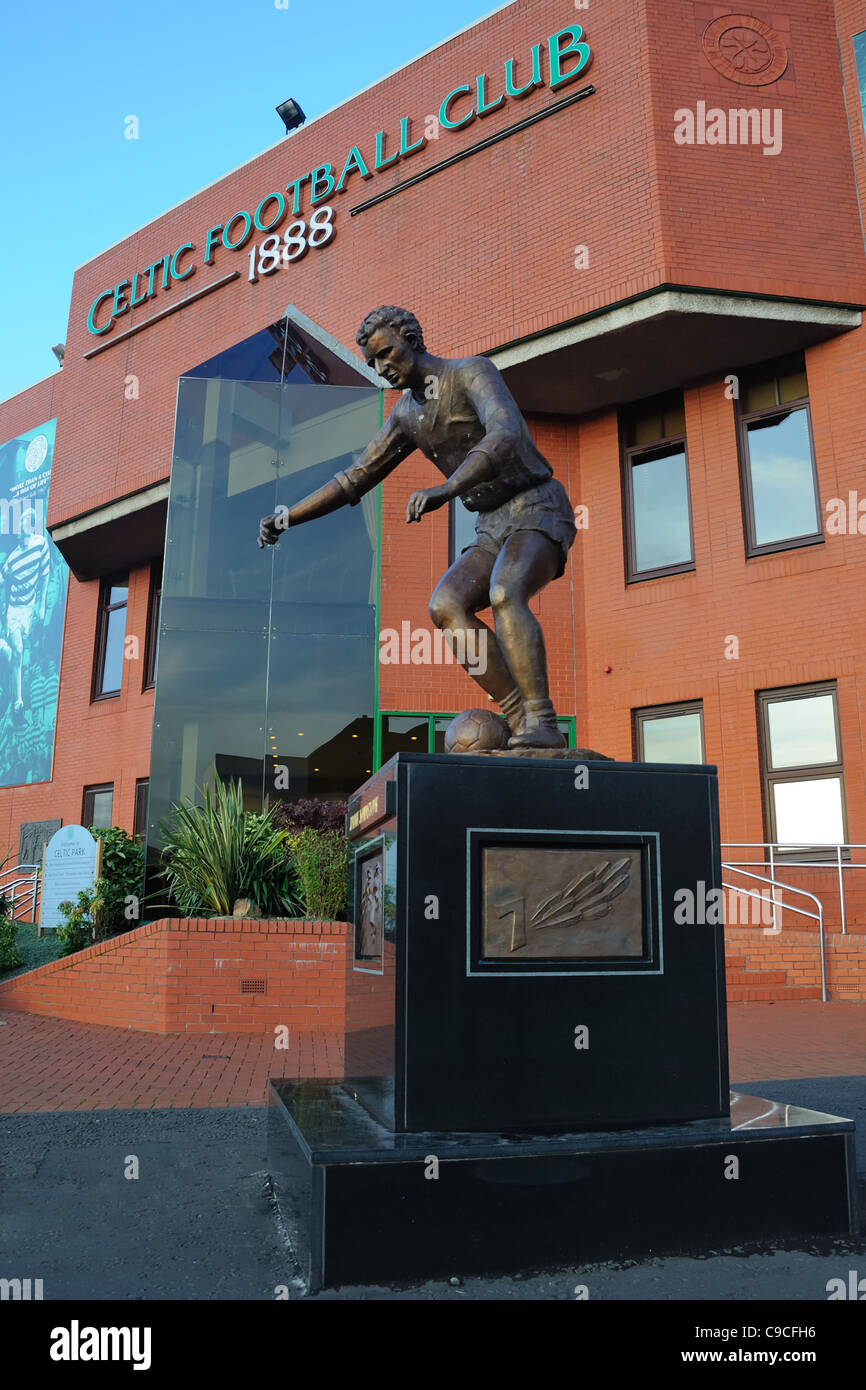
[0,419,68,787]
[856,31,866,137]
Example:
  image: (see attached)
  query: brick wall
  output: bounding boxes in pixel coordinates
[0,918,349,1034]
[3,0,866,948]
[726,925,866,1001]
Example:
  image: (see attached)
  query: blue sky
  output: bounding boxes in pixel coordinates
[0,0,506,405]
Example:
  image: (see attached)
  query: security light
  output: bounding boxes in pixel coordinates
[276,99,306,134]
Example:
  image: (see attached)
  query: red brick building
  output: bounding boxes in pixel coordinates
[2,0,866,975]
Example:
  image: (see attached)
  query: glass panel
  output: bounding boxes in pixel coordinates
[384,714,430,760]
[662,404,686,437]
[146,379,380,862]
[766,692,838,769]
[100,606,127,693]
[108,581,128,606]
[629,412,663,447]
[88,790,113,830]
[746,409,819,546]
[133,782,149,840]
[779,369,808,403]
[744,378,778,412]
[640,711,703,764]
[451,496,477,559]
[432,715,456,753]
[630,447,692,572]
[773,777,844,847]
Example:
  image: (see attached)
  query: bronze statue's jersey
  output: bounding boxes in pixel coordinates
[335,356,552,513]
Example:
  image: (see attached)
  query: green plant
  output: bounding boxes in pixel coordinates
[56,889,102,956]
[87,827,145,936]
[0,915,23,972]
[290,828,347,920]
[156,778,302,918]
[274,798,347,834]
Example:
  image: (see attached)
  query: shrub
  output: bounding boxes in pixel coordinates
[88,826,145,936]
[0,915,23,972]
[289,828,347,920]
[156,777,303,918]
[56,890,101,956]
[274,798,347,835]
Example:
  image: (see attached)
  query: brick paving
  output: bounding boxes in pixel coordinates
[0,1010,343,1113]
[0,1002,864,1113]
[727,1000,866,1085]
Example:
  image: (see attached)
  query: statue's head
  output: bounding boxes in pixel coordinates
[357,306,426,389]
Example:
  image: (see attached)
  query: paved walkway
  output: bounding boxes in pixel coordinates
[0,1011,343,1112]
[727,1000,866,1083]
[0,1002,863,1112]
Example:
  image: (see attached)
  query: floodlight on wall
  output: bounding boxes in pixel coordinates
[276,98,306,134]
[51,343,65,366]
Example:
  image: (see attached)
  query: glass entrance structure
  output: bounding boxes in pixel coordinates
[145,375,381,854]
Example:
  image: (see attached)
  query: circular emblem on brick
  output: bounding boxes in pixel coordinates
[702,13,789,86]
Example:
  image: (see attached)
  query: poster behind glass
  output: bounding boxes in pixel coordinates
[0,420,68,788]
[855,31,866,136]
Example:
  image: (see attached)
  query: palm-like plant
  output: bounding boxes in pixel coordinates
[156,778,302,917]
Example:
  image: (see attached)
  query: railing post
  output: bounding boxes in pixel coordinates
[768,843,779,934]
[837,844,846,936]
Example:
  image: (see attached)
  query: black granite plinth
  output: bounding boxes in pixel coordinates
[345,753,728,1133]
[268,1079,858,1292]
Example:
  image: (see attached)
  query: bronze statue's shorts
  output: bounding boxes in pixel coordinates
[467,477,577,578]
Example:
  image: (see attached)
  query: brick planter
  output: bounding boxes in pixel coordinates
[0,917,349,1034]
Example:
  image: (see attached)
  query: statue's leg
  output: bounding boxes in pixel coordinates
[487,531,566,749]
[429,548,525,728]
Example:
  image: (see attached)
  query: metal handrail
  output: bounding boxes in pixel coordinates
[721,866,826,1001]
[0,864,40,923]
[722,842,866,937]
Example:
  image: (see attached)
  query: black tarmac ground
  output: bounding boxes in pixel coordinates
[0,1076,863,1301]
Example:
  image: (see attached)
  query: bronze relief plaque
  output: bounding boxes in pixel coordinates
[356,850,384,962]
[482,846,643,959]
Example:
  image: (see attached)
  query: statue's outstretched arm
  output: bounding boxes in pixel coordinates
[259,407,413,544]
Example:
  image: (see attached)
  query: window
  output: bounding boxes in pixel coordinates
[83,784,113,830]
[621,394,694,581]
[92,573,128,699]
[634,702,705,764]
[449,496,477,566]
[378,711,576,763]
[133,779,149,841]
[757,683,846,857]
[737,356,821,555]
[143,560,162,691]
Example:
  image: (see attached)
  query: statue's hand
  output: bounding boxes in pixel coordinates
[258,508,289,547]
[406,487,449,523]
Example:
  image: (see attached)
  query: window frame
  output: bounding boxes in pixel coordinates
[736,367,823,558]
[632,700,706,764]
[756,681,847,861]
[143,559,162,692]
[620,416,695,584]
[91,571,129,701]
[82,783,114,830]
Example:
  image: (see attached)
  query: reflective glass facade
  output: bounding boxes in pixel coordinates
[146,378,381,852]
